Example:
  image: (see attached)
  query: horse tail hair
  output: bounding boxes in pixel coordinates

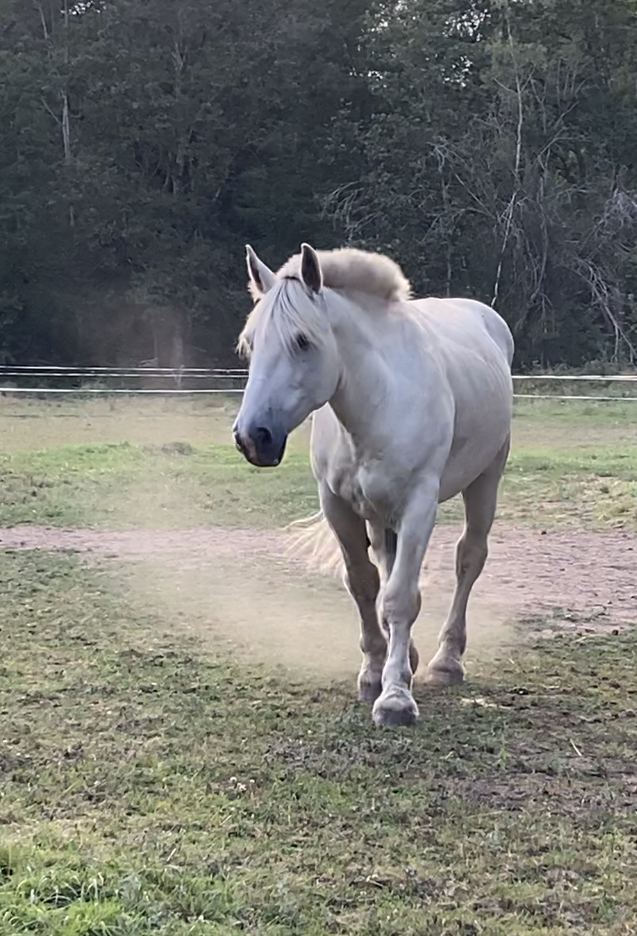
[283,510,344,575]
[284,511,443,586]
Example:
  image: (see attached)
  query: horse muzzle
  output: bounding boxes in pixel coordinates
[233,423,288,468]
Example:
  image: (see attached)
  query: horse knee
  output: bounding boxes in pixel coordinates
[383,584,421,627]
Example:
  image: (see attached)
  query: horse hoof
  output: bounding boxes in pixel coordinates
[425,662,465,687]
[372,689,419,728]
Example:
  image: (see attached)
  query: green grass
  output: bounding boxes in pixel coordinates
[0,397,634,531]
[0,441,317,530]
[0,397,636,933]
[498,400,637,529]
[496,450,637,529]
[1,550,637,935]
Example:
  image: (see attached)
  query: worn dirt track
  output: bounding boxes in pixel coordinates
[1,522,634,678]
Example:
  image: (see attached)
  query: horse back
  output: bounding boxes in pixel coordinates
[409,296,514,369]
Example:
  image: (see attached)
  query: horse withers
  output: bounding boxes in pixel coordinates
[233,244,514,728]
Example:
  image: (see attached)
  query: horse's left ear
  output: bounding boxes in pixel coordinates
[300,243,323,294]
[246,244,276,297]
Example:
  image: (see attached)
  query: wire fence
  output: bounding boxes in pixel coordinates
[0,387,243,395]
[2,366,635,378]
[0,366,636,401]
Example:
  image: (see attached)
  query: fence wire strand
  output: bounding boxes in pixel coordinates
[0,367,636,401]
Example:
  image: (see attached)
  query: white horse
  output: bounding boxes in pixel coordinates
[233,244,513,728]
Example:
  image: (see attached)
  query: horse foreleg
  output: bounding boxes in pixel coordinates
[427,437,510,686]
[320,487,387,703]
[368,524,420,676]
[373,482,439,728]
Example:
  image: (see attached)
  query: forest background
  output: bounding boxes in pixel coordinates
[1,0,636,370]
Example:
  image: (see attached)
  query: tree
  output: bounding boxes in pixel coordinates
[325,0,637,366]
[0,0,635,366]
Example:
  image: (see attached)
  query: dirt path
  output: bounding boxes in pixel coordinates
[1,523,635,678]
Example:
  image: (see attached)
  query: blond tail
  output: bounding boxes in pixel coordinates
[284,512,444,587]
[283,510,344,575]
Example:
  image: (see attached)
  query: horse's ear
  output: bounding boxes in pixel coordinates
[246,245,276,297]
[300,243,323,294]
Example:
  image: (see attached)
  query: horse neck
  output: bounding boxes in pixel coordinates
[327,297,395,448]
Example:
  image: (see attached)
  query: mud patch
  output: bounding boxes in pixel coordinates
[0,524,634,679]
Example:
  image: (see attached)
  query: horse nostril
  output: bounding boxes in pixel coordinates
[233,430,245,455]
[254,426,272,447]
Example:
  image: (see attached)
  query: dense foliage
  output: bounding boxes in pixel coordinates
[1,0,636,367]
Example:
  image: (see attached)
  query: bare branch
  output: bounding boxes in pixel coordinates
[32,0,49,44]
[491,12,524,308]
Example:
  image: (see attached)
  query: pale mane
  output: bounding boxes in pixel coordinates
[238,247,412,358]
[277,247,412,302]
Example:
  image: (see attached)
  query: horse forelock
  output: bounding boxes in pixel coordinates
[238,277,328,358]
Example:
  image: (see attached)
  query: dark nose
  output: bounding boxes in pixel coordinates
[252,425,287,467]
[254,426,272,449]
[233,422,287,468]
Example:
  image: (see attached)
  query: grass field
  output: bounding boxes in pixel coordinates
[0,395,636,935]
[0,395,635,531]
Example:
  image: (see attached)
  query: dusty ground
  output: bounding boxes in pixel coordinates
[1,522,634,679]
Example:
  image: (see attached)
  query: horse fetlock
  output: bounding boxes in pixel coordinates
[357,665,383,704]
[425,651,465,687]
[372,687,419,728]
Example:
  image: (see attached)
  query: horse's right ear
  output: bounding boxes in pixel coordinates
[300,243,323,294]
[246,245,276,298]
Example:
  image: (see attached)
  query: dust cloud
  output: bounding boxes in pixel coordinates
[115,534,517,682]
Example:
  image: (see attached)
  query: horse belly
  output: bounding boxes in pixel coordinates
[439,409,510,501]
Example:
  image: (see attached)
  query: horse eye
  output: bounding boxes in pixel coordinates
[293,333,311,353]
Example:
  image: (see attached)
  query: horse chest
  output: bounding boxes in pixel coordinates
[328,459,404,522]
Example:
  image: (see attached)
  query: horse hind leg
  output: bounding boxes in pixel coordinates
[426,437,510,687]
